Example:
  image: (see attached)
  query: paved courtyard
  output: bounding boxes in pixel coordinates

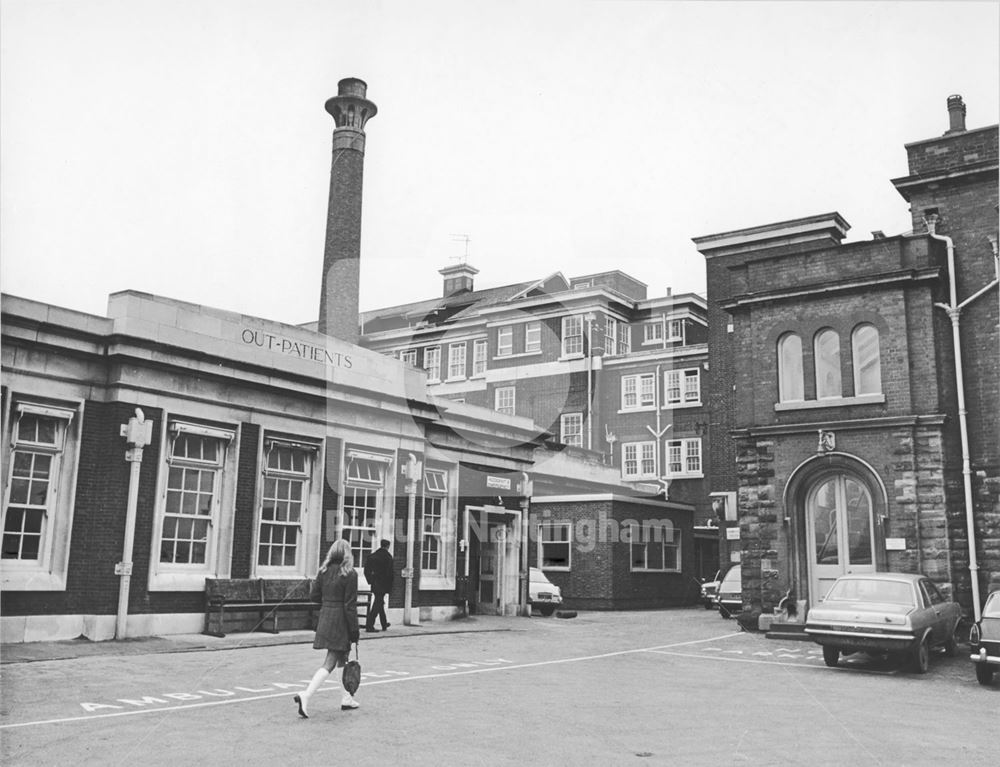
[1,609,996,766]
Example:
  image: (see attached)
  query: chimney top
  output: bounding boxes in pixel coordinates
[338,78,369,99]
[945,94,966,135]
[325,78,378,131]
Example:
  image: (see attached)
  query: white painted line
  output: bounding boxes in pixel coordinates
[646,648,898,675]
[0,632,743,731]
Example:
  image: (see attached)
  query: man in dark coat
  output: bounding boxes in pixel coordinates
[363,539,394,632]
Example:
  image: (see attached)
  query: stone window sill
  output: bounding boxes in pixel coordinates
[775,393,885,411]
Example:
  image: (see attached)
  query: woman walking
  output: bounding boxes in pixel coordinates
[294,539,361,718]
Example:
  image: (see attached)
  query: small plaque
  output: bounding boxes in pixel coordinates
[114,562,133,576]
[725,526,741,540]
[730,551,741,563]
[760,559,771,571]
[486,476,511,490]
[885,538,906,551]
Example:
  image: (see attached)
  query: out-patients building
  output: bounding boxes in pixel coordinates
[1,78,696,643]
[697,95,999,623]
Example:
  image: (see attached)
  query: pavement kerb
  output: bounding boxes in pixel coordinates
[0,616,518,665]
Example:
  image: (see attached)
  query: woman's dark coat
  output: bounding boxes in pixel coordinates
[311,567,360,651]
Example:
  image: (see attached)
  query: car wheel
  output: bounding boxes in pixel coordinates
[822,646,839,668]
[909,637,930,674]
[718,605,731,619]
[943,631,957,658]
[539,605,556,617]
[703,601,714,610]
[974,662,994,685]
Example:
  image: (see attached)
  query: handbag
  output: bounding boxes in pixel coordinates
[342,642,361,695]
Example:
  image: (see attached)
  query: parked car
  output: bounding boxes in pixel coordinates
[969,589,1000,685]
[529,567,563,616]
[700,569,723,609]
[715,565,742,618]
[804,573,961,673]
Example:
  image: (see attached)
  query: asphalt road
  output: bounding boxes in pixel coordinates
[1,609,996,766]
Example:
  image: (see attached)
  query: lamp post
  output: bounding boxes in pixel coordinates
[518,473,533,617]
[116,409,153,640]
[401,453,422,626]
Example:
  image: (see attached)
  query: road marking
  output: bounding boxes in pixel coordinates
[0,632,742,731]
[645,648,898,675]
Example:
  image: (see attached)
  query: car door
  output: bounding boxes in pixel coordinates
[919,578,949,643]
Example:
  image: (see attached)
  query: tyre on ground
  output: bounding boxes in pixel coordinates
[974,662,994,686]
[822,646,839,668]
[909,637,930,674]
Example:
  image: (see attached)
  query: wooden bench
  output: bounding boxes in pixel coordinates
[203,578,371,638]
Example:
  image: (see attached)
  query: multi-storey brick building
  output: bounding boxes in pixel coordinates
[353,266,720,593]
[697,95,999,624]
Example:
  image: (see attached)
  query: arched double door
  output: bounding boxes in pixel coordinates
[805,473,877,602]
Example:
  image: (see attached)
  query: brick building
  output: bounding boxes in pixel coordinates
[351,266,718,596]
[696,95,999,623]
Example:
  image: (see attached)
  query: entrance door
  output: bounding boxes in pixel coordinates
[806,474,876,603]
[476,521,501,615]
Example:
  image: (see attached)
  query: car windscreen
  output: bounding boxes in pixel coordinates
[983,593,1000,617]
[827,579,915,606]
[719,566,741,590]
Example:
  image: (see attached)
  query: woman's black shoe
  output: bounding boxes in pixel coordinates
[294,694,308,719]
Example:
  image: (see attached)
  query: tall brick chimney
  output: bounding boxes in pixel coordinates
[317,78,377,342]
[945,94,966,135]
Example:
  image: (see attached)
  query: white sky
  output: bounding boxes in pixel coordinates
[2,1,998,325]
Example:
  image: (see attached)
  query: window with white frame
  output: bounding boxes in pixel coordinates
[421,469,447,574]
[424,346,441,382]
[538,522,571,569]
[448,343,467,380]
[342,454,389,571]
[664,368,701,405]
[667,319,684,342]
[643,321,664,344]
[814,328,841,399]
[777,332,804,402]
[621,373,656,410]
[495,386,515,416]
[257,438,319,572]
[399,349,417,367]
[665,438,702,477]
[524,322,541,353]
[497,327,513,356]
[852,324,881,396]
[605,317,631,356]
[158,422,235,569]
[2,402,79,590]
[629,521,679,571]
[561,315,583,356]
[622,441,656,478]
[472,339,488,375]
[560,412,583,447]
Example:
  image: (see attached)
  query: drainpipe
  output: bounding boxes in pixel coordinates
[926,213,998,622]
[586,314,595,450]
[402,453,422,626]
[116,409,153,640]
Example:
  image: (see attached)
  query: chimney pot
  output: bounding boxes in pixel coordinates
[945,94,966,134]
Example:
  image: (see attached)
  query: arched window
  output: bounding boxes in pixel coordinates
[852,324,881,395]
[814,328,841,399]
[777,332,804,402]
